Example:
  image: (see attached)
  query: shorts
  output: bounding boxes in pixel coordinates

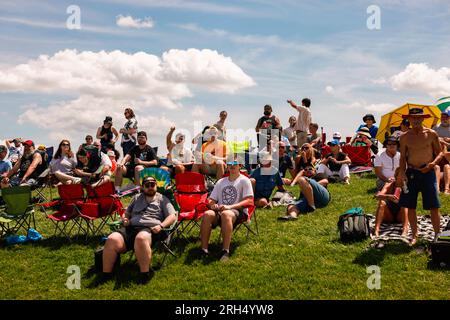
[116,226,168,251]
[295,178,330,212]
[399,168,440,210]
[212,209,248,229]
[386,200,401,217]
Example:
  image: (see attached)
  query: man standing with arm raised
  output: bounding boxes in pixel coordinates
[396,108,443,245]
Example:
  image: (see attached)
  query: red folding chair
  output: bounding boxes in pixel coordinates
[341,145,372,166]
[173,172,208,240]
[81,181,125,238]
[38,184,87,240]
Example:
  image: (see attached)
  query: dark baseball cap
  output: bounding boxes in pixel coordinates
[0,145,7,153]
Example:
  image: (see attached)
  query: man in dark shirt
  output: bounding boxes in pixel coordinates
[317,140,351,184]
[278,142,295,184]
[255,104,281,150]
[115,131,158,189]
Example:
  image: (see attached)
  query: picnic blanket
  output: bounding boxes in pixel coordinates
[367,214,450,242]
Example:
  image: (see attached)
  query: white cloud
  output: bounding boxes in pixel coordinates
[390,63,450,98]
[116,15,154,29]
[338,101,396,114]
[8,49,254,145]
[0,48,254,102]
[325,86,335,94]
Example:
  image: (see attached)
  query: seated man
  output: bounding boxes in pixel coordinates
[278,142,296,185]
[250,152,285,208]
[317,140,351,184]
[200,160,254,261]
[0,145,12,178]
[192,127,228,179]
[1,140,47,188]
[74,148,112,187]
[278,166,331,221]
[165,126,194,176]
[102,176,177,284]
[374,136,400,191]
[306,122,322,151]
[5,138,23,165]
[115,131,158,189]
[374,168,408,238]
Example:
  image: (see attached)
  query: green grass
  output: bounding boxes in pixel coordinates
[1,173,449,300]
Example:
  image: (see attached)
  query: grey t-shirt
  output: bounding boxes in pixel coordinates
[127,193,176,227]
[432,124,450,138]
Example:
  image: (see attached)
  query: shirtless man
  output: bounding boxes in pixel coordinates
[396,108,443,245]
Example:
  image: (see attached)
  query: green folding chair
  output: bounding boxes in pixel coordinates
[0,186,35,237]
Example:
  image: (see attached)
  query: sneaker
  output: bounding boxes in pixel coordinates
[138,269,154,285]
[277,215,298,221]
[200,248,209,258]
[220,250,230,262]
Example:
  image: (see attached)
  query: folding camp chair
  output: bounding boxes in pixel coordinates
[173,172,208,240]
[196,172,258,241]
[32,168,53,204]
[341,145,372,167]
[80,181,125,238]
[0,186,35,237]
[38,184,87,240]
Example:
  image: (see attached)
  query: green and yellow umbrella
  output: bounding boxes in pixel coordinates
[436,96,450,112]
[376,103,441,144]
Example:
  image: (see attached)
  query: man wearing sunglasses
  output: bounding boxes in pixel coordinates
[279,165,330,221]
[102,176,177,284]
[200,160,254,262]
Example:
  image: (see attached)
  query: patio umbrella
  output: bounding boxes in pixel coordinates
[436,96,450,112]
[376,103,441,144]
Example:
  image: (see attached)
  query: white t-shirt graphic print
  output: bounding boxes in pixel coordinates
[210,175,254,214]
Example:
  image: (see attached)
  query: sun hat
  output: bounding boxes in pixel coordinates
[402,108,431,119]
[357,127,372,139]
[363,114,376,123]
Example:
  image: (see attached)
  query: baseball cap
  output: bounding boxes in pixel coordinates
[328,140,339,146]
[332,132,341,139]
[0,145,7,153]
[22,140,34,147]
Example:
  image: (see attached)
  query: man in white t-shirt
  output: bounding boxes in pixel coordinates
[165,127,194,176]
[200,160,254,261]
[374,136,400,191]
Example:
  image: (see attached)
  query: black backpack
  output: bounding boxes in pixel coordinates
[338,207,371,242]
[430,230,450,267]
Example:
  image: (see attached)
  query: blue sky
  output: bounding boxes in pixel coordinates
[1,0,450,153]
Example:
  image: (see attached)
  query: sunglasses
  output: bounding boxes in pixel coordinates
[305,168,314,171]
[143,182,157,188]
[387,143,397,146]
[301,147,309,150]
[61,143,70,147]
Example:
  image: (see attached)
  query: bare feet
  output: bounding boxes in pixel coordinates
[409,237,418,246]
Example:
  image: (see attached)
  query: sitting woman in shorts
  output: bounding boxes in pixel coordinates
[374,168,408,238]
[50,140,80,185]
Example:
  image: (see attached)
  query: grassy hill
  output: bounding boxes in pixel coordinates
[1,173,449,300]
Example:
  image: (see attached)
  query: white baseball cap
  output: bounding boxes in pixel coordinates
[333,132,342,139]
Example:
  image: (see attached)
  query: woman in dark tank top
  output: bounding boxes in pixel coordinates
[96,116,119,153]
